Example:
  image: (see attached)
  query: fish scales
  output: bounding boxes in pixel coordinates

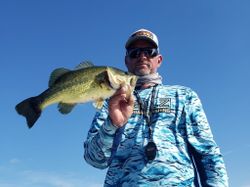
[15,62,138,128]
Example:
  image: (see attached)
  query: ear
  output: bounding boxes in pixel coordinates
[157,55,163,67]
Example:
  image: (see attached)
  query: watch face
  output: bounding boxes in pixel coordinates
[145,141,157,161]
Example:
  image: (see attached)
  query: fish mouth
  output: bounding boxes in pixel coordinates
[108,79,116,89]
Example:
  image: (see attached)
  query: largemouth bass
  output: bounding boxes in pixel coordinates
[15,61,138,128]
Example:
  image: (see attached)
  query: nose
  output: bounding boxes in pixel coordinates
[138,51,148,58]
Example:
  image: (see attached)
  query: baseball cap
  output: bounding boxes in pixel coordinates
[125,29,159,50]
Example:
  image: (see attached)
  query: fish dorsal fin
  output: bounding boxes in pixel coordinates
[49,68,70,87]
[75,61,94,70]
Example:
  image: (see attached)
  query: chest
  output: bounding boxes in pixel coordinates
[119,87,187,146]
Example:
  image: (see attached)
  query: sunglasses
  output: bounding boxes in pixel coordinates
[126,48,159,59]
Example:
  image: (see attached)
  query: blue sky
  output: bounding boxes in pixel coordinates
[1,0,249,186]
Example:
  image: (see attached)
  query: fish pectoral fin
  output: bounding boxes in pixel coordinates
[58,102,76,114]
[93,99,104,109]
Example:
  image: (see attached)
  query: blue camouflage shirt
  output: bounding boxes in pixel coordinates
[84,85,228,186]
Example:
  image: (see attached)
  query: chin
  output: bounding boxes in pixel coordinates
[134,67,149,75]
[135,71,150,76]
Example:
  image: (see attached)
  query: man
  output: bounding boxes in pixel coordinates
[84,29,229,186]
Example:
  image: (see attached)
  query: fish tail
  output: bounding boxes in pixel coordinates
[15,96,42,128]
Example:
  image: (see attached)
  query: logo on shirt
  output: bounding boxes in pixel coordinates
[153,98,171,113]
[133,98,172,114]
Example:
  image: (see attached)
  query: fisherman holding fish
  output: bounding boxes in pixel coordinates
[83,29,229,186]
[15,28,228,186]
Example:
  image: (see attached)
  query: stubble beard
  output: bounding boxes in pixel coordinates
[134,69,150,76]
[134,64,151,76]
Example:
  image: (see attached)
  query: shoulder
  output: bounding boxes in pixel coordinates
[157,85,201,105]
[158,84,196,95]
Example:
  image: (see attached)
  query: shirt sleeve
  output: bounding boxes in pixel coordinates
[83,101,118,169]
[185,89,229,187]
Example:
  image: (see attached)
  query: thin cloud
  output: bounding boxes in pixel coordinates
[0,167,102,187]
[9,158,21,164]
[223,144,250,157]
[21,170,89,187]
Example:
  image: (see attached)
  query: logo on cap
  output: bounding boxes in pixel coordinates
[132,30,154,40]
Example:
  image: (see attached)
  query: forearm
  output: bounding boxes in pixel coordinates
[188,137,229,186]
[203,152,228,186]
[186,89,229,186]
[84,105,118,169]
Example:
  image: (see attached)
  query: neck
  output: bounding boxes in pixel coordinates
[137,83,156,89]
[135,72,162,89]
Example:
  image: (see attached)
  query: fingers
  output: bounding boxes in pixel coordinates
[113,86,127,97]
[111,86,128,101]
[127,94,134,105]
[108,85,134,127]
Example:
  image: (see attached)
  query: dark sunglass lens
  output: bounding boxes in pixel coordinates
[146,48,158,57]
[131,50,139,58]
[127,48,158,58]
[127,48,140,58]
[144,49,153,56]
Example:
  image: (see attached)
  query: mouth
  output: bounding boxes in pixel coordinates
[136,63,149,68]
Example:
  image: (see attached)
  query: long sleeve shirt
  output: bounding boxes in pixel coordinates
[84,84,229,186]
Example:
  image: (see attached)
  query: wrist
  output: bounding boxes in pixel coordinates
[105,117,119,131]
[109,116,127,128]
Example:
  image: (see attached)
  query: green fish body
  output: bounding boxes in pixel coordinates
[15,62,138,128]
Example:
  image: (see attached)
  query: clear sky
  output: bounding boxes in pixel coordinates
[1,0,249,186]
